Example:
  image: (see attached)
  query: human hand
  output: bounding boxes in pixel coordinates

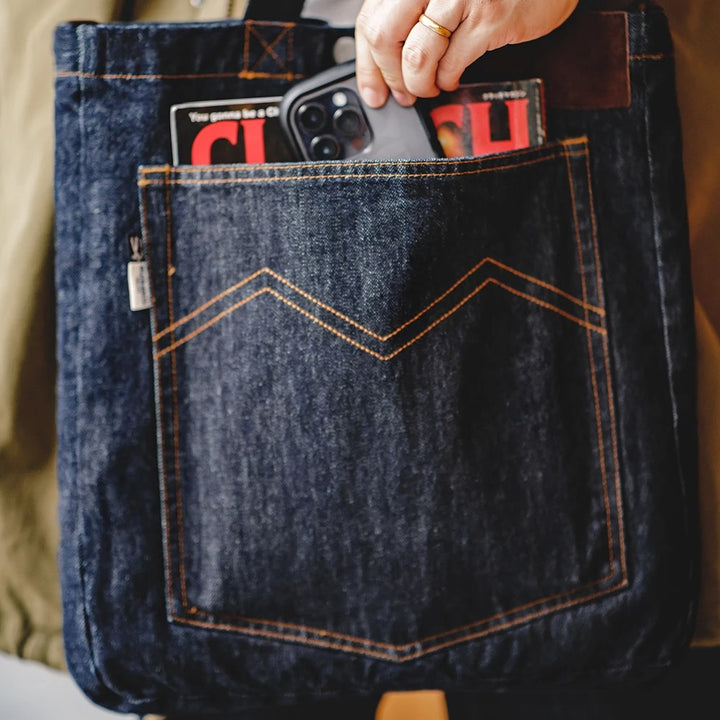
[355,0,579,107]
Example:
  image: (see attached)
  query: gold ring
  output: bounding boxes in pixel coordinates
[418,13,453,39]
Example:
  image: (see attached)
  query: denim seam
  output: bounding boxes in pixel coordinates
[170,575,629,663]
[140,135,588,176]
[72,27,139,703]
[139,137,589,176]
[564,146,617,573]
[140,153,590,187]
[565,144,630,586]
[55,70,306,81]
[581,139,628,580]
[141,182,177,620]
[640,6,694,638]
[163,167,192,612]
[142,141,628,660]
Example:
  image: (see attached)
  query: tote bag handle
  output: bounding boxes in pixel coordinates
[243,0,639,24]
[121,0,638,24]
[244,0,305,21]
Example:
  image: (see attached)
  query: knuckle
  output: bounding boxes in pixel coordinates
[355,7,372,31]
[358,12,391,48]
[401,42,432,72]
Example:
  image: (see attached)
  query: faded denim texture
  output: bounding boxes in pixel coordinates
[54,5,698,715]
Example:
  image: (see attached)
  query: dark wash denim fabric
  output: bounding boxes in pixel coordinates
[53,5,698,715]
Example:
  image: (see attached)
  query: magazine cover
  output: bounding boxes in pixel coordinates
[170,97,294,165]
[419,79,546,158]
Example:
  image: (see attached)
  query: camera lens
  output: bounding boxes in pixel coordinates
[310,135,342,160]
[297,102,327,133]
[334,107,363,137]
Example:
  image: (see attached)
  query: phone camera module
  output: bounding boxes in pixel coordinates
[310,134,342,160]
[297,102,327,133]
[333,107,364,137]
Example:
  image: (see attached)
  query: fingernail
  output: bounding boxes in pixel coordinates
[360,86,384,108]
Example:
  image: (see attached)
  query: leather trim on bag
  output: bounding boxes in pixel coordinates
[466,12,631,110]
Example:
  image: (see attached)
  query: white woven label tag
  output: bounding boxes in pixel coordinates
[128,261,151,311]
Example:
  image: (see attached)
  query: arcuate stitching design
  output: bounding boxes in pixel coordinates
[151,269,607,363]
[154,259,605,343]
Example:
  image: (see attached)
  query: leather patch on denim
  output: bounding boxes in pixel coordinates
[466,12,630,110]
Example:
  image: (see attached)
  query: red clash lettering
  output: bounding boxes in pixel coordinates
[190,118,267,164]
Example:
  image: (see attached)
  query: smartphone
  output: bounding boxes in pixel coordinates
[280,61,442,161]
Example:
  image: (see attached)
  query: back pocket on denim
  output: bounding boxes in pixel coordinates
[138,138,626,661]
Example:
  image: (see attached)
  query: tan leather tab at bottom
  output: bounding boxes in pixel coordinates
[376,691,449,720]
[468,12,630,110]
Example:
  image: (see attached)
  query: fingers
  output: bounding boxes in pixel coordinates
[435,0,580,93]
[355,0,426,107]
[355,0,581,107]
[436,18,496,92]
[401,2,463,98]
[354,28,390,108]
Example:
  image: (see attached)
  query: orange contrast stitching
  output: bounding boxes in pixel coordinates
[248,23,292,75]
[138,151,591,187]
[55,70,304,81]
[185,568,618,654]
[157,287,268,359]
[154,268,266,341]
[243,22,250,75]
[152,259,604,344]
[583,148,604,313]
[138,140,589,177]
[164,169,190,609]
[629,53,670,61]
[584,151,628,578]
[564,146,616,575]
[603,333,627,578]
[174,576,628,661]
[142,185,176,610]
[152,278,606,362]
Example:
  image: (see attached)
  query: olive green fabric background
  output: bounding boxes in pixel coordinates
[0,0,252,671]
[0,0,716,675]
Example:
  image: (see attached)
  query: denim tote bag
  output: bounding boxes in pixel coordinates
[53,1,698,714]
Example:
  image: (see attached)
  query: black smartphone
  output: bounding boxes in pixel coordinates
[280,61,442,161]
